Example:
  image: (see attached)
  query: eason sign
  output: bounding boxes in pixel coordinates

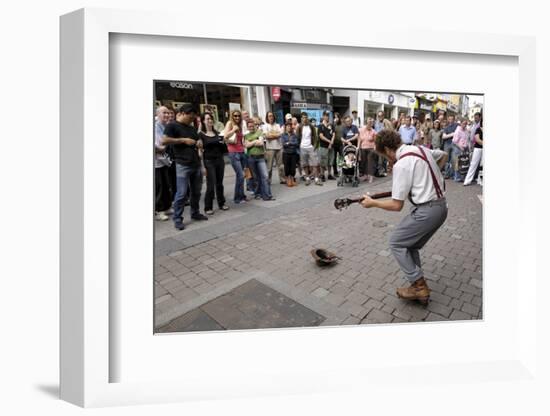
[169,82,194,89]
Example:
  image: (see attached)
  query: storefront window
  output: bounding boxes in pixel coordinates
[365,102,381,121]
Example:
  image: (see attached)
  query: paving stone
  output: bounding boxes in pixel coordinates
[341,316,361,325]
[449,309,472,321]
[471,296,483,307]
[364,287,387,302]
[449,298,464,310]
[459,283,482,296]
[361,309,394,324]
[339,300,368,319]
[461,302,481,317]
[345,291,369,306]
[444,286,462,298]
[311,287,330,298]
[424,312,449,322]
[324,293,346,307]
[426,301,453,318]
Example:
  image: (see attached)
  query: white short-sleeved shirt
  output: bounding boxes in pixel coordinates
[261,123,282,150]
[391,145,446,205]
[300,125,313,148]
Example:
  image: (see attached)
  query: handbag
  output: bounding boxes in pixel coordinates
[457,150,470,175]
[244,167,253,180]
[225,123,239,145]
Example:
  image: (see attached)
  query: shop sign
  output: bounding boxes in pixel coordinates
[169,82,194,89]
[447,103,459,112]
[388,94,395,104]
[435,101,447,111]
[420,102,433,111]
[272,87,281,102]
[291,102,307,109]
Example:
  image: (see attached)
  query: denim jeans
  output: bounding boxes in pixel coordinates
[443,139,454,178]
[228,152,246,202]
[247,156,272,199]
[173,163,202,224]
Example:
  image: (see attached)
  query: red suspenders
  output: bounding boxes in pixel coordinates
[400,146,444,199]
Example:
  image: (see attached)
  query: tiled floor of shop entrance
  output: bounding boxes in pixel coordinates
[156,279,326,333]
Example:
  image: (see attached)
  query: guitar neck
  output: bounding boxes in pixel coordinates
[352,191,392,203]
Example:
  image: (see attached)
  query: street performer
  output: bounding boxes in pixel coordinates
[361,129,448,305]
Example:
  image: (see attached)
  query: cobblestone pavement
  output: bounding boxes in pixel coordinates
[154,164,483,331]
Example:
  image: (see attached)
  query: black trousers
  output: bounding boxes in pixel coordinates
[155,166,173,212]
[204,157,226,210]
[283,152,298,177]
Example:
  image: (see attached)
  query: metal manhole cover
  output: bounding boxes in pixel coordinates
[157,279,326,333]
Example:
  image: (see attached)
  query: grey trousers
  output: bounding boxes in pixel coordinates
[389,198,448,283]
[265,149,284,182]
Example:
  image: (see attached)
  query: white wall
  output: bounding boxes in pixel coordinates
[1,1,549,415]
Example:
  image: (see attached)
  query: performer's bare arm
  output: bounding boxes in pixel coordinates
[361,196,404,212]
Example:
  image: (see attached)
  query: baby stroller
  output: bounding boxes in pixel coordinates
[336,144,359,187]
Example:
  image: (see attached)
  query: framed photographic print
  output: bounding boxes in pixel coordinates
[60,7,538,408]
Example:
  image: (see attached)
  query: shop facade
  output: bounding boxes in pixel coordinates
[154,81,275,125]
[356,90,415,125]
[289,88,333,124]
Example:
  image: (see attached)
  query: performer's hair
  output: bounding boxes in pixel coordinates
[375,129,402,153]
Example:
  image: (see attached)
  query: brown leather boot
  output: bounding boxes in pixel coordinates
[396,277,431,305]
[291,177,297,186]
[286,177,293,187]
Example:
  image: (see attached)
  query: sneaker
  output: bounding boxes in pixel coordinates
[191,213,208,221]
[155,211,169,221]
[165,207,174,215]
[305,178,311,186]
[327,175,336,180]
[205,210,214,215]
[321,174,326,182]
[254,194,261,200]
[315,178,323,186]
[220,205,230,211]
[174,222,185,230]
[263,196,276,201]
[300,175,306,182]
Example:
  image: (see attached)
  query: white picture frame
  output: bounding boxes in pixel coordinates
[60,8,539,408]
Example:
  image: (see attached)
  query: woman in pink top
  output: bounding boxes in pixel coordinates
[223,110,248,203]
[357,117,377,183]
[451,119,469,182]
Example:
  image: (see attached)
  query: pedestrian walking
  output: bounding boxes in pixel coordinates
[464,120,483,186]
